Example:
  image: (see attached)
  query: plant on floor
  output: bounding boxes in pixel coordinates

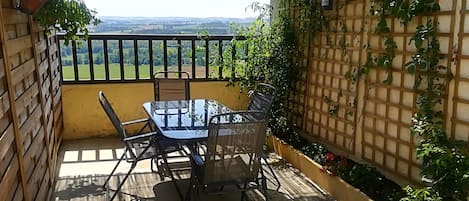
[35,0,101,45]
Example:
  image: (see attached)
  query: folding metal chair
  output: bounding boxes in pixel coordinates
[151,71,191,179]
[98,91,182,200]
[186,111,269,201]
[247,83,281,191]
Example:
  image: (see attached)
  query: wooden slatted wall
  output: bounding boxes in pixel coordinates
[281,0,462,185]
[0,1,63,201]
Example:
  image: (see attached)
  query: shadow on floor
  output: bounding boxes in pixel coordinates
[152,179,332,201]
[53,138,335,201]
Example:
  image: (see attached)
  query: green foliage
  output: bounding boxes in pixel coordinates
[406,20,442,77]
[370,0,439,25]
[35,0,101,45]
[323,95,340,116]
[401,186,442,201]
[226,1,309,133]
[344,0,469,200]
[400,7,469,201]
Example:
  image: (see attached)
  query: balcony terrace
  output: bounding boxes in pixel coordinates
[2,0,469,201]
[51,33,338,200]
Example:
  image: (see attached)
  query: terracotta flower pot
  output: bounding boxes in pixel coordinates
[19,0,49,14]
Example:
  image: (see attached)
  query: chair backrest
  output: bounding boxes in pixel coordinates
[203,111,267,185]
[247,83,276,118]
[153,71,190,101]
[98,91,137,158]
[98,91,151,161]
[98,91,126,138]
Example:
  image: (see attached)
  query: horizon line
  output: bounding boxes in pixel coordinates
[97,15,257,19]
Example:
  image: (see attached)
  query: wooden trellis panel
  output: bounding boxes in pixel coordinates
[0,1,63,201]
[361,0,456,183]
[277,0,309,129]
[451,1,469,142]
[303,0,365,154]
[282,0,461,185]
[292,1,308,130]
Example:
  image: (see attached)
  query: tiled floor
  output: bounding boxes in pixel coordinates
[52,138,335,201]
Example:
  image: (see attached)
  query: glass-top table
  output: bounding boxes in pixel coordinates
[143,99,233,141]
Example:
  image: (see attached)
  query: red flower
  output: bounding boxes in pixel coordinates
[325,153,335,161]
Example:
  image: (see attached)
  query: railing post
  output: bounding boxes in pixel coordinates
[231,43,236,79]
[103,39,110,81]
[87,38,94,81]
[191,39,196,79]
[149,40,154,78]
[218,40,223,79]
[134,39,139,80]
[205,39,209,78]
[72,40,78,81]
[118,40,124,80]
[163,40,168,77]
[177,40,182,78]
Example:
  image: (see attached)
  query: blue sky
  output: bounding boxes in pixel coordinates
[83,0,271,18]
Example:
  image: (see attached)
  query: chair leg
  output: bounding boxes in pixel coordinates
[259,167,269,201]
[240,182,248,201]
[185,169,195,201]
[103,150,127,189]
[154,156,166,181]
[161,150,183,200]
[108,162,137,201]
[262,155,281,191]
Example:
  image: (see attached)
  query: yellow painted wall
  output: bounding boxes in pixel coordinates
[62,81,249,139]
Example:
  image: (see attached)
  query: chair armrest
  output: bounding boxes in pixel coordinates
[122,118,149,126]
[190,152,205,167]
[123,131,159,142]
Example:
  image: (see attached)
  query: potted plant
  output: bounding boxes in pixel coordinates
[34,0,101,45]
[16,0,49,14]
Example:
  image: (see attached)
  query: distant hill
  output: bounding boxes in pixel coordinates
[90,16,256,34]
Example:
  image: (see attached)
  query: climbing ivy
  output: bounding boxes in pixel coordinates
[364,0,468,200]
[226,0,329,133]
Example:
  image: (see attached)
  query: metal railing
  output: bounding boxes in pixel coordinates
[57,34,246,84]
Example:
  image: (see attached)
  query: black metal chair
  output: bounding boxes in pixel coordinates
[186,111,269,201]
[98,91,182,201]
[247,83,281,191]
[153,71,190,101]
[151,71,191,179]
[247,83,276,119]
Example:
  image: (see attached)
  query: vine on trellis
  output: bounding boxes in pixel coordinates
[354,0,468,200]
[225,0,329,133]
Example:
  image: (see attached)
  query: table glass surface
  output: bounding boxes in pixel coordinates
[143,99,233,140]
